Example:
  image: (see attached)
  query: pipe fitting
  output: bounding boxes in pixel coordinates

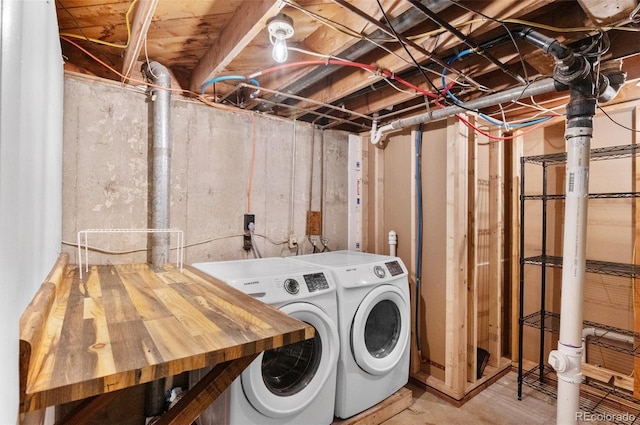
[549,344,583,384]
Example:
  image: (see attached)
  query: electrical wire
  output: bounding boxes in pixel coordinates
[375,0,443,97]
[62,232,288,255]
[58,0,138,49]
[455,113,561,141]
[442,49,553,130]
[597,106,640,133]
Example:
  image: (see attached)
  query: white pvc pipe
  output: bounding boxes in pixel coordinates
[581,327,634,363]
[553,129,591,425]
[388,230,397,257]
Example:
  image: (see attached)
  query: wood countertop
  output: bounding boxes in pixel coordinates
[20,256,314,414]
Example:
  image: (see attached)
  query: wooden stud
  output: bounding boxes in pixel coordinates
[633,105,640,398]
[467,117,478,383]
[121,0,158,82]
[488,137,503,367]
[509,133,524,361]
[444,117,468,395]
[189,1,284,93]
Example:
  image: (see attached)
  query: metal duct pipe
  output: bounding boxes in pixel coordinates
[371,78,560,144]
[142,62,172,269]
[142,61,171,418]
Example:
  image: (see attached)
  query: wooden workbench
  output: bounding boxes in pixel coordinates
[19,254,314,424]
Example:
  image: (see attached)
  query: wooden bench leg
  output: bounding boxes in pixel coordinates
[55,391,122,425]
[154,353,259,425]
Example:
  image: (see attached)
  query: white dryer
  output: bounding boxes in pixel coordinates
[192,257,339,425]
[288,250,410,419]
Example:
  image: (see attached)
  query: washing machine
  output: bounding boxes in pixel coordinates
[191,257,339,425]
[288,250,410,419]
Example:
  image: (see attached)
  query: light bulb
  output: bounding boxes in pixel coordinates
[272,37,288,63]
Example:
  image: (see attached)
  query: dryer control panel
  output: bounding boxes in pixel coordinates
[303,272,330,292]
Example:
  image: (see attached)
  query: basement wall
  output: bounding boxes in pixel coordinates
[62,74,350,266]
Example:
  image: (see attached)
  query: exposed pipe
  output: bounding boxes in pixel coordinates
[142,61,171,418]
[142,61,172,270]
[546,55,625,425]
[388,230,397,257]
[371,77,560,144]
[581,327,634,363]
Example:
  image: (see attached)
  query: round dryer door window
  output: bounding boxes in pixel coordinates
[241,303,339,419]
[351,285,409,375]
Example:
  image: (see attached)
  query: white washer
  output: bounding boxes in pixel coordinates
[288,250,410,419]
[192,257,339,425]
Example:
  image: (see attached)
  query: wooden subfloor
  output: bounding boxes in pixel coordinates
[381,371,611,425]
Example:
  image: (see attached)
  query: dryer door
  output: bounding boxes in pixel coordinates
[351,284,409,375]
[241,302,339,419]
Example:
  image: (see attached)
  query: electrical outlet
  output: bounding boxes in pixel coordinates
[288,234,297,249]
[243,235,252,251]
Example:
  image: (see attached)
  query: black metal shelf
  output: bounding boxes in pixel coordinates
[517,143,640,404]
[522,255,640,278]
[523,192,640,200]
[522,310,640,356]
[522,144,640,165]
[521,365,640,424]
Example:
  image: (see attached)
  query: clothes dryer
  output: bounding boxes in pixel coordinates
[192,257,339,425]
[288,251,410,419]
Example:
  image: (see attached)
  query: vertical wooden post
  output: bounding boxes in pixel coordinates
[633,106,640,398]
[510,132,524,362]
[467,119,478,383]
[445,117,468,394]
[488,138,504,367]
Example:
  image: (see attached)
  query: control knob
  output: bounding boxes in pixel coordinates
[374,265,386,278]
[284,278,300,294]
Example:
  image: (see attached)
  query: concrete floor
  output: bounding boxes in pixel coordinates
[382,372,616,425]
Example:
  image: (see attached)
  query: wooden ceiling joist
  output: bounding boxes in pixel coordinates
[189,0,285,94]
[121,0,158,82]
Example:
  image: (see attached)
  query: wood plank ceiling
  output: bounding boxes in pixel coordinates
[57,0,640,132]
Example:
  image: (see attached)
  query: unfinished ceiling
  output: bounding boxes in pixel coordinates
[57,0,640,132]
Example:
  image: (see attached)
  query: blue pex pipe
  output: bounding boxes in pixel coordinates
[200,75,261,95]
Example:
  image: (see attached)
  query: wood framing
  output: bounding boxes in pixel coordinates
[634,105,640,398]
[488,138,503,367]
[510,133,524,361]
[467,119,478,383]
[444,117,468,395]
[121,0,158,82]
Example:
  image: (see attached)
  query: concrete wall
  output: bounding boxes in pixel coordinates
[1,1,63,422]
[62,75,350,266]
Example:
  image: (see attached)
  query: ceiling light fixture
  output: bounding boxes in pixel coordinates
[267,13,294,63]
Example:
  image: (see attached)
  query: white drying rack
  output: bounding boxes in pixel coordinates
[77,228,184,279]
